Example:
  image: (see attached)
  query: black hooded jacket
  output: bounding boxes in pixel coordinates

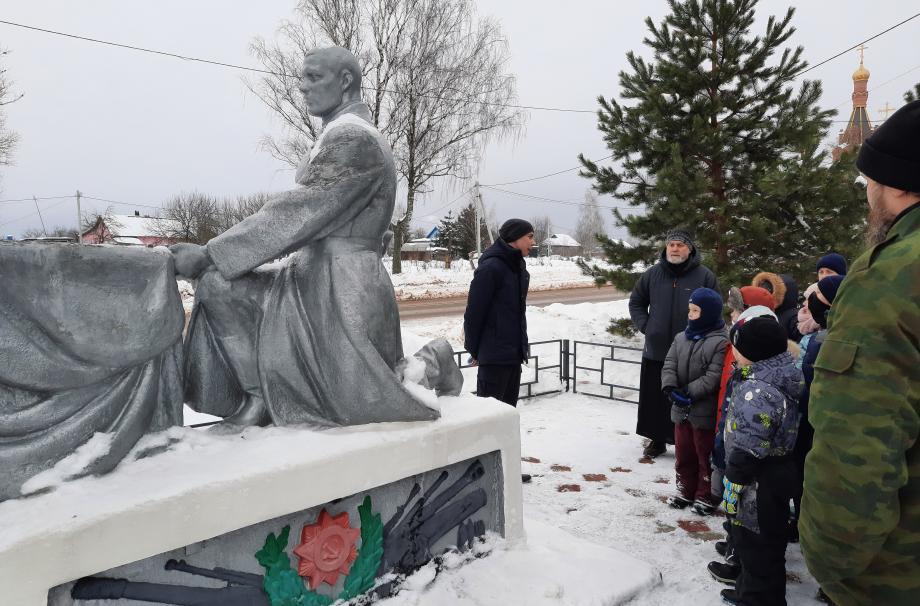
[629,248,719,361]
[463,239,530,365]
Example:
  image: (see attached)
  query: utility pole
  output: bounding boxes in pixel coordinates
[33,196,47,237]
[475,185,494,246]
[76,190,83,245]
[474,182,482,259]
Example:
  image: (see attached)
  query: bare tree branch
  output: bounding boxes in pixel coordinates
[247,0,524,272]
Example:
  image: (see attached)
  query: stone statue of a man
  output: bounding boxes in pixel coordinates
[171,47,459,428]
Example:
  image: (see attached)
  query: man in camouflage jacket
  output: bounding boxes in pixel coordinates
[800,100,920,605]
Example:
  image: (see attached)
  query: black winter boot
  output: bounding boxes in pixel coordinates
[708,561,740,585]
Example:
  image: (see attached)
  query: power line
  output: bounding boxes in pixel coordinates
[481,185,642,212]
[0,19,594,115]
[796,12,920,78]
[419,187,474,219]
[831,63,920,111]
[0,19,284,77]
[0,195,74,204]
[481,154,613,187]
[0,198,75,229]
[82,195,163,211]
[9,13,916,118]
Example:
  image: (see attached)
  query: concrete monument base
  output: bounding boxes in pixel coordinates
[0,396,523,605]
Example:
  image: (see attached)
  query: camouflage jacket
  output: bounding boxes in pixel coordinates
[800,202,920,606]
[723,351,802,533]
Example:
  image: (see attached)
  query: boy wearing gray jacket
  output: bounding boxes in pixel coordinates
[661,287,729,515]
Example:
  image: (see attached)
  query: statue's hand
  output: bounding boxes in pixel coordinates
[169,243,212,279]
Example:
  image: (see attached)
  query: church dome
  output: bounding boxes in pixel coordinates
[853,63,870,81]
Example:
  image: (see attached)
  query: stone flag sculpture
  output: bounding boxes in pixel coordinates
[0,243,184,501]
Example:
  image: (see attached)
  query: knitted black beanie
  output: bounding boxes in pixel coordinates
[499,219,534,243]
[856,100,920,192]
[816,252,847,276]
[729,316,787,363]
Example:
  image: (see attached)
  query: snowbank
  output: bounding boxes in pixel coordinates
[388,257,608,300]
[379,519,659,606]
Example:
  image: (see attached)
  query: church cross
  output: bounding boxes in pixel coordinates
[878,102,895,120]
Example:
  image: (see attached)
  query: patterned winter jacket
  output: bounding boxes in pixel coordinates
[800,202,920,606]
[723,351,802,533]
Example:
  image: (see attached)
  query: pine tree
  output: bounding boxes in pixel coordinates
[579,0,865,290]
[434,203,489,259]
[905,82,920,103]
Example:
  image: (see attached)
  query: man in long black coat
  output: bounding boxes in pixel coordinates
[463,219,535,407]
[629,229,719,458]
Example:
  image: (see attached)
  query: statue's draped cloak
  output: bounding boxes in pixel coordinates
[186,104,439,426]
[0,244,184,501]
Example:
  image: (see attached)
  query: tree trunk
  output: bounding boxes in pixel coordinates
[391,223,404,274]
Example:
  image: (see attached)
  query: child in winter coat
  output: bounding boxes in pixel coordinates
[709,316,802,606]
[710,304,778,567]
[790,275,845,543]
[661,287,729,515]
[795,282,821,369]
[815,252,847,281]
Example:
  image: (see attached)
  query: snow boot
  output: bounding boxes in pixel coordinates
[708,561,740,586]
[692,499,716,516]
[787,518,800,543]
[715,541,729,557]
[720,588,741,605]
[666,495,692,509]
[643,440,667,458]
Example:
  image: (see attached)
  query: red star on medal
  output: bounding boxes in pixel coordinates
[293,509,360,590]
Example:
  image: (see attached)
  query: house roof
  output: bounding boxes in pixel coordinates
[543,233,580,247]
[105,214,179,237]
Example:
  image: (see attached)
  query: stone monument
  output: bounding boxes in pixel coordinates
[0,46,525,606]
[171,46,461,429]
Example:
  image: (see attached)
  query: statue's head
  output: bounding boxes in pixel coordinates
[298,46,362,119]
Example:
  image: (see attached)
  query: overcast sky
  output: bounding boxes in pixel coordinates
[1,1,918,238]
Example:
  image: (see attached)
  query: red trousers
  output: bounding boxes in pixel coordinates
[674,421,716,504]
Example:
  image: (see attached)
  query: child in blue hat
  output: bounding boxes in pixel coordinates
[661,287,730,515]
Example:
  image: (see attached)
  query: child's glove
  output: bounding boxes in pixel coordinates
[721,476,745,516]
[668,389,692,408]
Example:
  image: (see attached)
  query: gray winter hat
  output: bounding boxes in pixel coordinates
[665,229,695,251]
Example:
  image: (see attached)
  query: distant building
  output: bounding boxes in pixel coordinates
[82,211,178,247]
[833,48,876,162]
[542,233,582,258]
[400,237,450,262]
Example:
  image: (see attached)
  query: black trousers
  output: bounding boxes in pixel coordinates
[791,416,815,525]
[476,364,522,406]
[734,458,794,606]
[636,357,674,443]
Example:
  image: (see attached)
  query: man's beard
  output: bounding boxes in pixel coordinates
[666,253,689,264]
[864,204,896,246]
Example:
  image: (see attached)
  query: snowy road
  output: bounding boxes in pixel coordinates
[398,285,626,319]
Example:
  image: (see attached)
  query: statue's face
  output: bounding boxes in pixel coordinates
[298,55,346,118]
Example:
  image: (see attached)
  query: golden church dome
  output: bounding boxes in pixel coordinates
[853,63,870,81]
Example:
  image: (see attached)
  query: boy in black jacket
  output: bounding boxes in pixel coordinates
[463,219,535,407]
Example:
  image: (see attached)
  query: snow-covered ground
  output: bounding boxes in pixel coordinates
[386,257,605,300]
[399,300,822,605]
[176,257,604,313]
[14,296,821,605]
